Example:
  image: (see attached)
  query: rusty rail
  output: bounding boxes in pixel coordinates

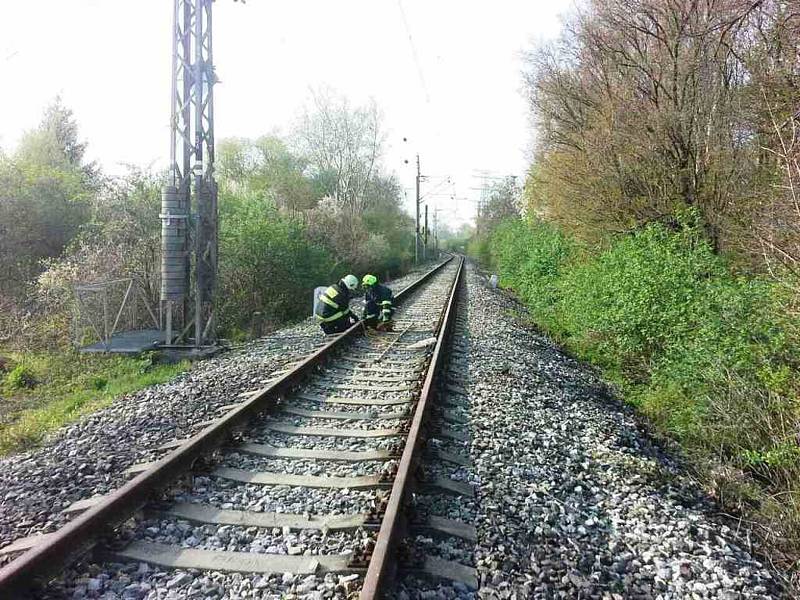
[0,257,454,597]
[360,255,465,598]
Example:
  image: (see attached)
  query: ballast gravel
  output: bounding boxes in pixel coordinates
[10,259,791,599]
[216,453,392,478]
[131,516,372,557]
[170,475,384,516]
[411,492,478,523]
[0,266,431,556]
[457,263,785,598]
[41,564,362,600]
[265,414,408,430]
[247,430,402,453]
[285,397,412,416]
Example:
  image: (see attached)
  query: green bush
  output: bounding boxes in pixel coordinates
[89,375,108,390]
[489,219,573,331]
[466,234,492,267]
[5,364,36,390]
[484,215,800,537]
[218,191,335,333]
[557,218,729,374]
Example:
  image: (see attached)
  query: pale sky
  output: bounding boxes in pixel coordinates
[0,0,569,228]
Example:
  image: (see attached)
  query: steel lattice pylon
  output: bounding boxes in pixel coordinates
[161,0,218,347]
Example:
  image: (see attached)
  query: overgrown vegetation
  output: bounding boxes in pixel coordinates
[0,90,414,352]
[483,215,800,573]
[217,191,334,335]
[0,90,415,453]
[473,0,800,578]
[0,349,188,455]
[523,0,800,272]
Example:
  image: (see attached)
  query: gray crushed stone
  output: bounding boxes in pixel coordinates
[463,263,784,598]
[393,262,788,598]
[30,263,453,599]
[0,266,433,556]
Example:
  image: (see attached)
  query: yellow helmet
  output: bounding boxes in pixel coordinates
[362,274,378,287]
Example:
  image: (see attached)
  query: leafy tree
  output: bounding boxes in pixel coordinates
[362,175,415,274]
[294,88,383,217]
[522,0,799,261]
[0,99,95,298]
[289,89,413,276]
[218,136,317,217]
[217,191,333,333]
[15,97,97,182]
[476,177,521,233]
[216,119,413,282]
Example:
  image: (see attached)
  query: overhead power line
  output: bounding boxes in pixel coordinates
[419,176,451,201]
[396,0,430,104]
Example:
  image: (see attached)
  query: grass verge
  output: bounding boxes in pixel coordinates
[0,349,189,456]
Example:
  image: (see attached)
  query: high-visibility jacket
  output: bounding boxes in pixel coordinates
[315,281,354,324]
[364,283,394,322]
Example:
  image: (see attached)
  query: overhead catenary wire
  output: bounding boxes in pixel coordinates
[419,176,452,201]
[396,0,430,104]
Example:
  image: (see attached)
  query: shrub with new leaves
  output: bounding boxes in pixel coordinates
[479,214,800,561]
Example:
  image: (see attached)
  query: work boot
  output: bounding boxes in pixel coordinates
[376,321,394,332]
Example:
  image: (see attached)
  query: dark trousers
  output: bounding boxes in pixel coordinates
[363,301,394,329]
[320,316,353,335]
[363,301,380,328]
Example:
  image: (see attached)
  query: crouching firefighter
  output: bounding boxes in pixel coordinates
[315,274,360,335]
[361,274,395,331]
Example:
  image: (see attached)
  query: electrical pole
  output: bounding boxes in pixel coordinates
[415,154,421,265]
[433,208,442,257]
[423,204,428,261]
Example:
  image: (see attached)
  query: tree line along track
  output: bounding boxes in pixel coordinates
[0,256,472,598]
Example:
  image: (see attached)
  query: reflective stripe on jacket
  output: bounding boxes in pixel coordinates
[315,282,352,323]
[364,283,394,321]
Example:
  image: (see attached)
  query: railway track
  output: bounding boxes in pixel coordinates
[0,256,475,598]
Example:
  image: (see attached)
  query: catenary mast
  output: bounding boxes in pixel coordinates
[161,0,218,348]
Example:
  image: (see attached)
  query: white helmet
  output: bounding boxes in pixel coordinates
[342,274,359,291]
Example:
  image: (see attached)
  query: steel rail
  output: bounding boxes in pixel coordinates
[360,255,465,599]
[0,257,454,597]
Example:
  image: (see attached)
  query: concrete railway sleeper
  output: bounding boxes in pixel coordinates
[387,284,479,597]
[0,256,472,599]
